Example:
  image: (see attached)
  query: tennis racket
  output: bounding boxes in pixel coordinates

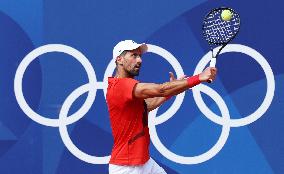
[202,7,241,83]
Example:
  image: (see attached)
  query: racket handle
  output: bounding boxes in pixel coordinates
[209,58,216,67]
[207,58,216,83]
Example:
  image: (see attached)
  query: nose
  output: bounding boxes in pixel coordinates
[136,56,142,64]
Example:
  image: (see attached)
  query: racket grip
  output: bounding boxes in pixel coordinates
[209,58,216,67]
[207,58,216,83]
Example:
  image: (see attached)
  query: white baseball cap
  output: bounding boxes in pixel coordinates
[113,40,148,59]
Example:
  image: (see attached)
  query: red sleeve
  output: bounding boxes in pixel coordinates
[117,78,139,101]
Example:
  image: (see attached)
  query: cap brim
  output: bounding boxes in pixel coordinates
[138,43,148,54]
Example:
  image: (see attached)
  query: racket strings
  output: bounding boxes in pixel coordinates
[203,10,240,45]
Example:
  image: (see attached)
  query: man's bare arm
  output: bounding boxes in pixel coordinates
[134,79,190,99]
[134,67,217,100]
[144,97,168,112]
[144,73,186,112]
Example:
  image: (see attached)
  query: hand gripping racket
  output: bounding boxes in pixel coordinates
[202,7,241,83]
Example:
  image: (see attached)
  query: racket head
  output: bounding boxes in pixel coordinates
[202,7,241,47]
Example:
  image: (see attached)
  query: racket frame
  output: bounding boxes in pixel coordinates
[202,7,241,82]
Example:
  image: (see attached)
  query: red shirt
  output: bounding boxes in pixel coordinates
[106,77,150,165]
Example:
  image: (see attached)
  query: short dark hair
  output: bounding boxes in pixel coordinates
[119,50,127,57]
[115,51,127,65]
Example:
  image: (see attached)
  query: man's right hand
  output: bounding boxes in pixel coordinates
[199,67,217,82]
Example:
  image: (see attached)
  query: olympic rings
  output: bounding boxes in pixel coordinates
[14,44,97,127]
[192,44,275,127]
[14,43,275,164]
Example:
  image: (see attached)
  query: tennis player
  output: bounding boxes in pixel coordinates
[107,40,217,174]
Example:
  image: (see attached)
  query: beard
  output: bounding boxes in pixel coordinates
[126,64,141,77]
[128,68,140,76]
[122,61,141,77]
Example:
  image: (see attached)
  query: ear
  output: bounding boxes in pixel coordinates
[116,56,123,65]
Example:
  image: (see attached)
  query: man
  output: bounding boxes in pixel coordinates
[106,40,217,174]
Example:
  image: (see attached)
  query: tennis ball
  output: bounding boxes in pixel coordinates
[221,9,232,21]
